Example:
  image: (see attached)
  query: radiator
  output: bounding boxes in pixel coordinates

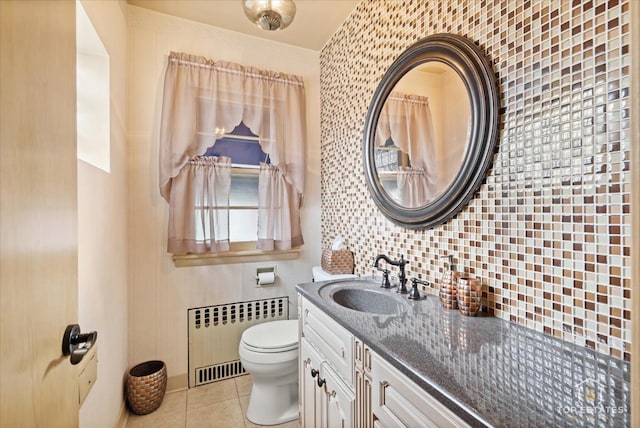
[188,296,289,387]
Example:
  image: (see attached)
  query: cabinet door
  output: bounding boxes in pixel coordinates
[322,362,355,428]
[371,352,470,428]
[355,339,373,428]
[301,299,354,385]
[355,366,373,428]
[301,338,356,428]
[301,338,323,428]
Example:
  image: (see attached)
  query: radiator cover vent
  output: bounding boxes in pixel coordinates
[188,296,289,387]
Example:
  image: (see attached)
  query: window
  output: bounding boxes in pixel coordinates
[202,122,268,243]
[375,137,410,201]
[76,0,110,172]
[160,52,306,263]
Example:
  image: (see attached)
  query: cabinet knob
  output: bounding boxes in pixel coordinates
[311,368,319,378]
[316,377,326,388]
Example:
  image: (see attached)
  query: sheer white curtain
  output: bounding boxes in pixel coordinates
[376,92,437,201]
[167,156,231,253]
[159,52,306,253]
[257,163,303,250]
[397,167,430,208]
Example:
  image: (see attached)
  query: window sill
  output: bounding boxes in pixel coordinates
[172,242,301,267]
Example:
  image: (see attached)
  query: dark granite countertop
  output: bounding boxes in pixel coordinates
[296,278,631,428]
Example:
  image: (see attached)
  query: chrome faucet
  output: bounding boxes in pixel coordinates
[373,254,409,292]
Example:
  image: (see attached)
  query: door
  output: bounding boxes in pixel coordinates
[1,1,79,427]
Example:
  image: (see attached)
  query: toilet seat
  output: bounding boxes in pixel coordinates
[240,319,298,353]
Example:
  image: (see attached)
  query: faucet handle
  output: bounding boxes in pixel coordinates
[408,278,430,300]
[374,266,392,288]
[379,268,391,288]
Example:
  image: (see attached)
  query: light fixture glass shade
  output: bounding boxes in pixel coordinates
[242,0,296,31]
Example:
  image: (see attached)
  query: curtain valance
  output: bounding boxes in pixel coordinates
[159,51,307,202]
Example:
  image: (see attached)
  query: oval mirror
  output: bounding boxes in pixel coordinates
[363,34,499,229]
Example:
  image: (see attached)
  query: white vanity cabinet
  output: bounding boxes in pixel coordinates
[300,297,355,428]
[370,350,470,428]
[299,294,469,428]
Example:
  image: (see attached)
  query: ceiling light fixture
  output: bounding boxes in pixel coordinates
[242,0,296,31]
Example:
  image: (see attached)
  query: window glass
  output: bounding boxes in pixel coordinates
[229,209,258,242]
[230,173,259,207]
[200,121,265,244]
[204,122,269,167]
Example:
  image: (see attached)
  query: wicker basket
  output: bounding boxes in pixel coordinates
[126,360,167,415]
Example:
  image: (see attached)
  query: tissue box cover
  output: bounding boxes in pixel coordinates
[321,249,354,275]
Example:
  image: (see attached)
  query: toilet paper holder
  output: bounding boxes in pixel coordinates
[256,266,277,286]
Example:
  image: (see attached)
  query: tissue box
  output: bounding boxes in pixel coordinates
[321,249,354,275]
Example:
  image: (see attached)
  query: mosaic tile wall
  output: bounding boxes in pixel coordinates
[319,0,632,361]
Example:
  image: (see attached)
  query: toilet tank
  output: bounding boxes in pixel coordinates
[312,266,356,282]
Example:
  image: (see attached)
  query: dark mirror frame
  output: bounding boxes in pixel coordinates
[363,33,499,229]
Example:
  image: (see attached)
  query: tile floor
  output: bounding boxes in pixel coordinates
[126,375,300,428]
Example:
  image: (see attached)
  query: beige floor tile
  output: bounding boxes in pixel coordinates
[187,379,238,411]
[276,421,300,428]
[234,374,253,397]
[186,398,246,428]
[126,390,187,428]
[127,411,186,428]
[157,390,189,414]
[124,382,299,428]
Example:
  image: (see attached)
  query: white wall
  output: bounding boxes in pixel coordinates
[77,0,128,426]
[126,5,321,387]
[440,70,469,188]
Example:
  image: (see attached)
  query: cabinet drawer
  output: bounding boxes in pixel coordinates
[301,298,354,386]
[371,352,470,428]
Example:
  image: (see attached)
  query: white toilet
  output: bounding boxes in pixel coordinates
[239,319,299,425]
[238,268,355,425]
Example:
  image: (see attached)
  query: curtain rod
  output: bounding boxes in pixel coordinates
[196,131,262,142]
[169,55,304,87]
[388,94,430,105]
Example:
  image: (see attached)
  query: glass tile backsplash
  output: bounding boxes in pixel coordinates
[319,0,632,361]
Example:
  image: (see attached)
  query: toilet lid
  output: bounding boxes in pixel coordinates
[241,319,298,351]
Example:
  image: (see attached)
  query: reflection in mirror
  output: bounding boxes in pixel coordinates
[363,33,499,229]
[374,62,471,208]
